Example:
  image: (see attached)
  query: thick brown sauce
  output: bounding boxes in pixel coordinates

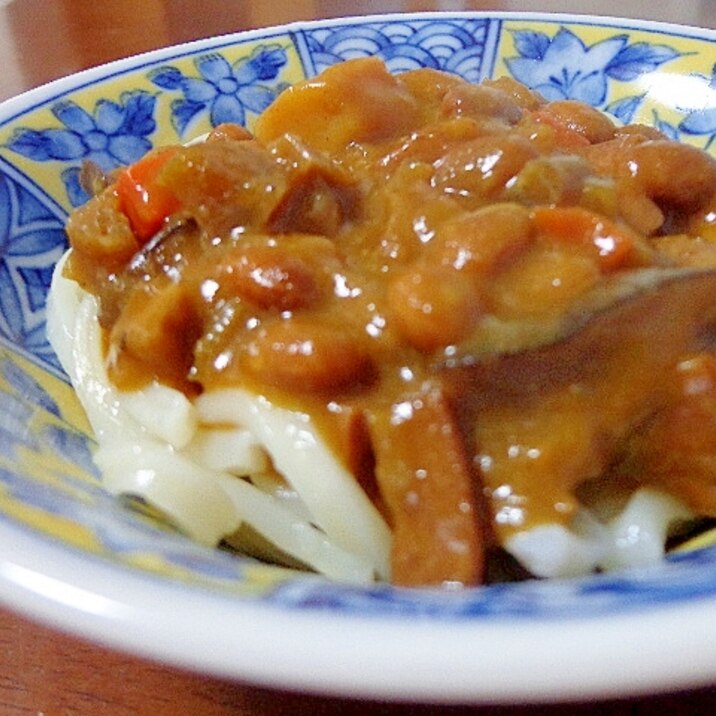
[65,57,716,586]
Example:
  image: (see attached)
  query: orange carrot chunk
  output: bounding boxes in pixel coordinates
[531,205,636,271]
[116,146,181,242]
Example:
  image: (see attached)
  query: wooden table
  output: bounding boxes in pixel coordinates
[2,1,716,713]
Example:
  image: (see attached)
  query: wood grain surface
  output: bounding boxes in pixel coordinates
[3,606,716,715]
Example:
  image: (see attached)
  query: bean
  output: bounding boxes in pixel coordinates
[482,76,545,111]
[489,244,601,318]
[626,140,716,214]
[584,137,716,216]
[379,118,485,174]
[240,320,375,393]
[399,67,464,120]
[214,245,320,311]
[541,100,616,144]
[525,108,591,150]
[431,134,538,204]
[387,266,483,352]
[614,124,666,142]
[254,56,423,153]
[580,134,643,176]
[433,203,532,274]
[441,83,523,125]
[108,282,200,391]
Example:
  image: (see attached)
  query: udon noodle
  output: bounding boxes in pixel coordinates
[48,253,391,583]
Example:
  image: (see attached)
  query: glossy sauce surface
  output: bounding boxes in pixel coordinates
[65,57,716,585]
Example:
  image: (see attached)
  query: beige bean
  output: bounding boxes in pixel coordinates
[482,76,545,110]
[542,100,616,144]
[387,266,483,352]
[584,137,716,216]
[431,134,538,204]
[433,202,533,274]
[626,140,716,214]
[215,245,319,311]
[441,83,523,125]
[241,320,375,392]
[109,282,200,391]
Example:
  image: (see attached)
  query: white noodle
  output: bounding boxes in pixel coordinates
[47,253,389,583]
[182,424,269,476]
[506,488,693,579]
[601,488,692,571]
[197,390,392,579]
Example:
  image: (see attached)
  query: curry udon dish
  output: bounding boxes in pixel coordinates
[47,57,716,587]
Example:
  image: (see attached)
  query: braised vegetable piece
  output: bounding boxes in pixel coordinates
[115,146,181,241]
[368,384,487,587]
[64,57,716,587]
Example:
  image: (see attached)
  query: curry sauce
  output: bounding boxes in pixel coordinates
[64,57,716,586]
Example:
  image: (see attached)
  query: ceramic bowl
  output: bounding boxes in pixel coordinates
[1,11,716,703]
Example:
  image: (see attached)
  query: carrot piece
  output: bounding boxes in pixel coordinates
[116,146,181,242]
[531,205,635,271]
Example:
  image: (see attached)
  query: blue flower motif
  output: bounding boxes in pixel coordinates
[506,28,627,104]
[604,94,645,125]
[650,110,680,141]
[7,91,156,206]
[150,44,289,136]
[678,63,716,150]
[506,28,681,107]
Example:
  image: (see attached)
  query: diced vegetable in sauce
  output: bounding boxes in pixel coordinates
[64,57,716,587]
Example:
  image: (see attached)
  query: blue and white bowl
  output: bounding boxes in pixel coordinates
[1,12,716,703]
